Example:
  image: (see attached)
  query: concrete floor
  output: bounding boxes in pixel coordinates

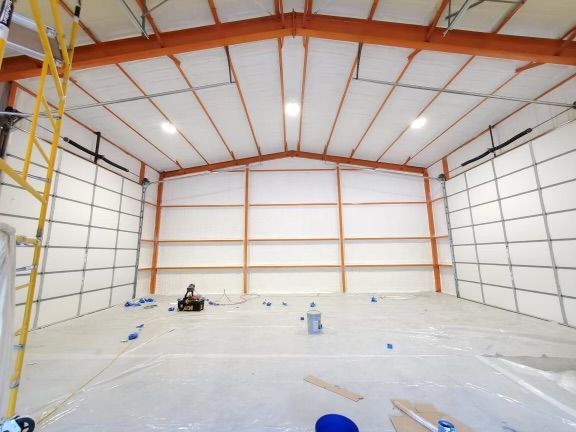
[17,292,576,431]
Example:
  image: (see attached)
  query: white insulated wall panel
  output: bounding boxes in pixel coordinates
[343,205,429,237]
[346,268,434,293]
[250,206,338,239]
[251,171,337,203]
[345,240,431,264]
[162,172,244,205]
[161,207,243,240]
[155,160,444,295]
[249,241,339,266]
[340,170,424,202]
[248,269,341,294]
[444,122,576,326]
[158,243,242,266]
[157,270,243,295]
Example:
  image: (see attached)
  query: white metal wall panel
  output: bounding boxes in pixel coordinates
[250,241,338,266]
[344,205,428,237]
[444,123,576,325]
[159,243,242,267]
[248,269,341,294]
[250,206,339,238]
[1,123,145,328]
[161,207,244,239]
[155,160,443,295]
[346,268,434,293]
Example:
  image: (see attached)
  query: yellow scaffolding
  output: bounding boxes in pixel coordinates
[0,0,80,419]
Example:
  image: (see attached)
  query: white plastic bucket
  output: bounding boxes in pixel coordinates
[307,310,322,334]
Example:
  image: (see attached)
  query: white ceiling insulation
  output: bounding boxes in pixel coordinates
[9,0,576,173]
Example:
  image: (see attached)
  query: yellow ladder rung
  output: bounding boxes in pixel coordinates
[16,235,40,246]
[0,158,45,203]
[33,137,50,164]
[16,283,30,291]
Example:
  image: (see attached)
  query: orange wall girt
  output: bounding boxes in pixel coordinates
[162,150,425,178]
[3,13,576,81]
[149,178,164,294]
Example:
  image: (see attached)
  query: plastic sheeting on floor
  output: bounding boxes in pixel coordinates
[0,223,15,417]
[13,293,576,431]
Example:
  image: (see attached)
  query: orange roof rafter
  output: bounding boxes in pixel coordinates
[163,150,425,179]
[322,0,380,156]
[379,0,526,162]
[133,0,235,161]
[3,12,576,81]
[208,0,262,156]
[431,71,576,167]
[15,82,166,170]
[68,77,183,168]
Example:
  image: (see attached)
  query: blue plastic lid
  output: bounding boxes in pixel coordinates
[315,414,359,432]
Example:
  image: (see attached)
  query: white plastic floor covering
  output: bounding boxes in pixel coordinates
[16,293,576,431]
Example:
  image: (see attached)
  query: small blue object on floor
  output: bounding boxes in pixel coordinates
[128,332,139,340]
[300,316,305,321]
[438,419,456,432]
[315,414,359,432]
[168,307,175,311]
[310,302,316,308]
[124,301,141,307]
[386,343,393,350]
[266,302,272,306]
[136,324,144,329]
[371,296,377,303]
[282,302,288,306]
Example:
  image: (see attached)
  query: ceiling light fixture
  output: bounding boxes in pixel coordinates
[410,117,427,129]
[162,122,177,134]
[285,102,300,117]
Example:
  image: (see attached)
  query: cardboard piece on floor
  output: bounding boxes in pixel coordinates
[304,375,363,401]
[391,399,473,432]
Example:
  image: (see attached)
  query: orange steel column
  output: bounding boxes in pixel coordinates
[442,157,450,180]
[139,161,146,183]
[150,176,164,294]
[423,169,441,292]
[243,167,250,294]
[336,166,347,293]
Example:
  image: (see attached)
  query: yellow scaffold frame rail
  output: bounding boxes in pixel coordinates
[0,0,81,419]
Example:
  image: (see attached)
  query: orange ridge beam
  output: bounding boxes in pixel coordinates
[3,12,576,81]
[163,150,424,179]
[516,25,576,73]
